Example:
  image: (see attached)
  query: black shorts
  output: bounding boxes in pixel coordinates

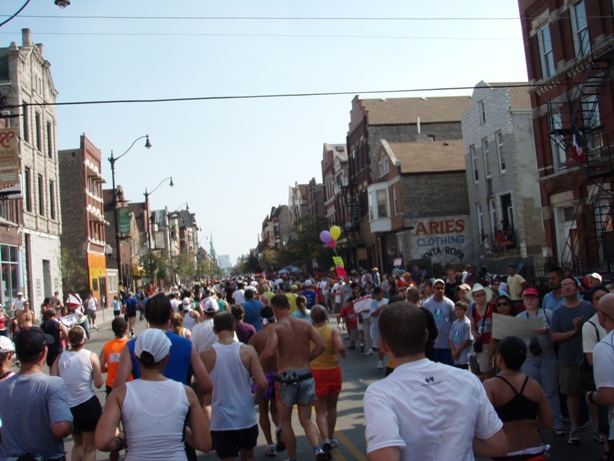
[126,310,137,318]
[211,424,259,459]
[70,395,102,434]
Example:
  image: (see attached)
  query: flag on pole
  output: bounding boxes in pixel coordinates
[572,126,587,163]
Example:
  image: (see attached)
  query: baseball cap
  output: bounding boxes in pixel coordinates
[0,336,15,353]
[16,291,23,296]
[134,328,171,363]
[182,297,191,308]
[523,288,539,297]
[433,279,445,288]
[589,272,603,283]
[304,280,313,287]
[14,327,54,357]
[202,298,219,314]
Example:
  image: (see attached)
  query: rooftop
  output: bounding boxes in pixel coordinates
[388,139,466,174]
[360,96,471,125]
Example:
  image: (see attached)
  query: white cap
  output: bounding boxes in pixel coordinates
[135,329,171,363]
[182,297,191,307]
[16,292,23,296]
[589,272,603,283]
[304,279,313,287]
[203,298,219,314]
[0,336,15,353]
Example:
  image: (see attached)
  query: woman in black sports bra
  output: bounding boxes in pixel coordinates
[484,336,553,461]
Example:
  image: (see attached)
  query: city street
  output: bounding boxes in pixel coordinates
[52,309,605,461]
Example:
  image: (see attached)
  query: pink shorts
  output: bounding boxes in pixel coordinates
[312,366,342,397]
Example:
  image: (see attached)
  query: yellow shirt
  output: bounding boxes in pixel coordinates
[286,293,298,314]
[310,325,338,369]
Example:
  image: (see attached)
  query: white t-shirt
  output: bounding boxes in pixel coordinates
[332,283,342,303]
[593,330,614,438]
[369,298,388,336]
[364,358,502,461]
[191,319,216,353]
[170,299,180,313]
[583,313,607,354]
[87,297,97,311]
[318,280,329,295]
[232,289,245,305]
[11,297,24,311]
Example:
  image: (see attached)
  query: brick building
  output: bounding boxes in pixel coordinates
[59,135,112,303]
[517,0,614,272]
[321,143,348,228]
[461,81,545,264]
[368,139,470,273]
[0,29,63,306]
[344,95,471,270]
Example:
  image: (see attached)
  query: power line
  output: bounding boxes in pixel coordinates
[4,82,595,110]
[0,31,520,41]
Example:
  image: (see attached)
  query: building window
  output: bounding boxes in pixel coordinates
[35,113,41,151]
[368,191,373,220]
[24,167,31,212]
[393,185,398,215]
[23,104,29,143]
[38,174,44,216]
[550,112,567,171]
[470,145,478,183]
[0,244,20,310]
[496,131,506,172]
[538,24,555,79]
[571,0,590,58]
[489,199,497,235]
[479,100,486,124]
[49,180,55,220]
[47,122,53,158]
[477,204,484,238]
[482,138,491,178]
[379,155,389,177]
[377,189,388,218]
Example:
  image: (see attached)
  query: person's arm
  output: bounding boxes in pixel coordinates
[368,447,400,461]
[551,317,584,343]
[99,347,108,373]
[536,385,553,430]
[472,429,507,458]
[183,386,212,453]
[112,343,133,388]
[247,346,268,404]
[332,328,347,359]
[308,324,326,362]
[190,347,213,394]
[457,339,472,355]
[91,352,104,389]
[95,388,124,451]
[260,324,278,366]
[51,421,73,439]
[588,387,614,407]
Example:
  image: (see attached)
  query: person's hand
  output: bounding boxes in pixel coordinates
[536,327,549,335]
[573,316,585,332]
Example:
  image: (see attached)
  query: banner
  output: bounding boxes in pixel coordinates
[0,174,22,199]
[335,267,347,279]
[332,256,344,267]
[353,295,373,313]
[117,206,131,235]
[0,127,19,188]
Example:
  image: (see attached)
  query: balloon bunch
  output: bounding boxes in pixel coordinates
[320,225,341,249]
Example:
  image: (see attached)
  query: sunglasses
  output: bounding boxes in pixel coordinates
[496,302,510,307]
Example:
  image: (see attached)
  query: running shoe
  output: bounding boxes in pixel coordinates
[358,344,365,353]
[594,429,604,443]
[568,430,580,445]
[329,436,340,448]
[264,444,277,457]
[314,446,331,461]
[377,360,384,369]
[276,425,286,452]
[365,348,374,356]
[323,439,332,456]
[553,426,566,436]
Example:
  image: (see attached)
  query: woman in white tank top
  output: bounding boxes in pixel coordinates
[94,328,211,461]
[51,325,104,461]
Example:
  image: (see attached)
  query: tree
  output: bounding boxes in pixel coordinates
[280,215,337,271]
[175,251,196,282]
[59,247,87,294]
[141,250,168,283]
[260,248,280,272]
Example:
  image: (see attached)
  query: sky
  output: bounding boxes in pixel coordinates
[0,0,528,264]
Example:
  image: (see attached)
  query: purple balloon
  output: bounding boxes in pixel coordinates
[320,230,332,244]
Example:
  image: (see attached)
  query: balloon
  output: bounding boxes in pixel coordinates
[327,240,336,249]
[329,225,341,241]
[319,230,332,244]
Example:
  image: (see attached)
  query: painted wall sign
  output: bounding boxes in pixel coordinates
[409,215,470,263]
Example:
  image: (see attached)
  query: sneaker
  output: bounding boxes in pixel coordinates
[553,426,566,436]
[276,426,285,452]
[358,344,365,352]
[594,429,604,443]
[314,447,330,461]
[109,451,120,461]
[378,360,384,369]
[568,430,580,445]
[329,436,340,448]
[264,444,277,457]
[579,419,592,429]
[130,329,135,338]
[365,348,374,356]
[323,439,332,456]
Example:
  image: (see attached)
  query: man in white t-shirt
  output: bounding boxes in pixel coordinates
[368,287,388,368]
[11,292,25,314]
[232,283,246,305]
[587,294,614,445]
[191,298,220,353]
[364,302,507,461]
[169,292,181,313]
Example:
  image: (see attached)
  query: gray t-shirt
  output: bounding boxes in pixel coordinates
[517,309,556,360]
[0,373,73,460]
[550,300,596,366]
[423,296,455,350]
[449,317,473,365]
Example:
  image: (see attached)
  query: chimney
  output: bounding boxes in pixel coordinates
[22,29,32,47]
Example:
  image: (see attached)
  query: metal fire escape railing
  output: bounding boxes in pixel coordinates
[546,10,614,273]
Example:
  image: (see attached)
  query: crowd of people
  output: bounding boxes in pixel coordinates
[0,264,613,461]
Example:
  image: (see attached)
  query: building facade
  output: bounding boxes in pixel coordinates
[517,0,614,272]
[0,29,63,307]
[59,134,111,303]
[461,81,546,263]
[321,143,348,228]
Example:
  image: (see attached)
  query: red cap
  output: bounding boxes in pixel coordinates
[523,288,539,297]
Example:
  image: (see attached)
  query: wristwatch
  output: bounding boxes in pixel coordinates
[587,391,596,405]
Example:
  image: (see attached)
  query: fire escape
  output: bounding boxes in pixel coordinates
[340,148,362,233]
[546,11,614,273]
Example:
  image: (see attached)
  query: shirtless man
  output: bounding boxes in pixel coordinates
[16,300,34,329]
[248,306,284,456]
[260,294,327,461]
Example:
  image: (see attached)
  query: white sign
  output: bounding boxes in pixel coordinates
[353,295,372,313]
[491,313,545,340]
[409,215,470,264]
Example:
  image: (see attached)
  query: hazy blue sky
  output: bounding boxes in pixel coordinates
[0,0,528,264]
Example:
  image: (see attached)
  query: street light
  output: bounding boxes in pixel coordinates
[144,177,174,249]
[108,135,151,290]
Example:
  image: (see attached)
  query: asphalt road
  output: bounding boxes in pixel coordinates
[51,311,605,460]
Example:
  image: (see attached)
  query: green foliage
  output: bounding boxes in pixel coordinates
[175,251,196,282]
[141,250,168,282]
[278,215,337,271]
[59,247,87,293]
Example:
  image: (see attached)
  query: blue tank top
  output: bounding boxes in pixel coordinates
[128,331,192,384]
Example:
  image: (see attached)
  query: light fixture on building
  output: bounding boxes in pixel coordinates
[105,244,112,255]
[55,0,70,8]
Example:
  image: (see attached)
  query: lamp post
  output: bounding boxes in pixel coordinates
[109,135,151,290]
[144,177,174,250]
